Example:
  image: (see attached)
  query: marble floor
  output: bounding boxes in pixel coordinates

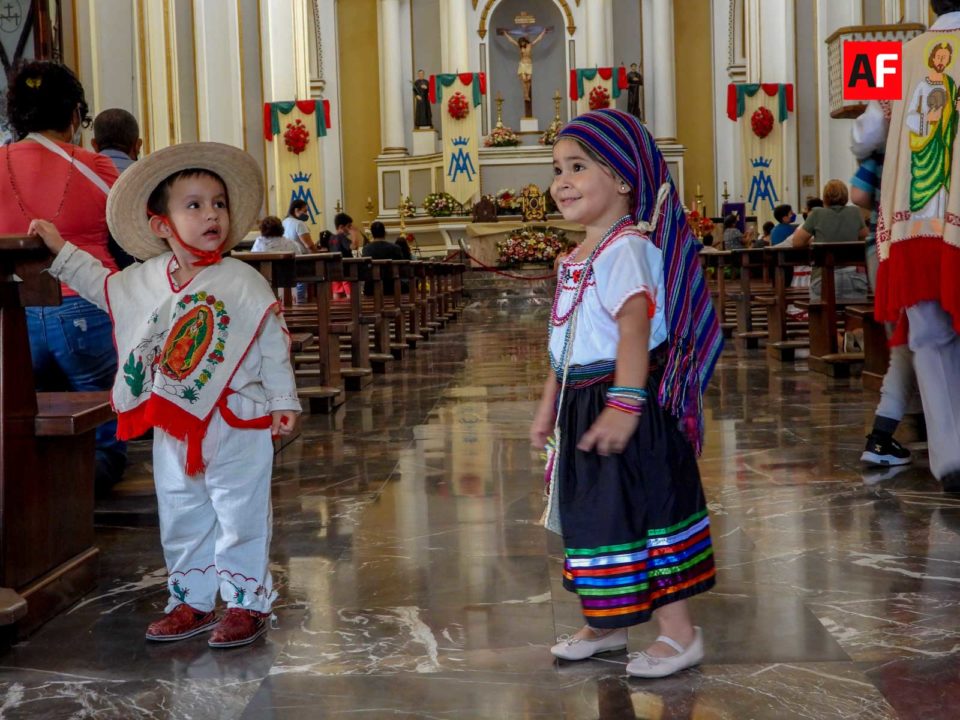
[1,297,957,719]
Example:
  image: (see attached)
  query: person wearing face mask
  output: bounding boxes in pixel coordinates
[282,199,318,253]
[0,60,126,494]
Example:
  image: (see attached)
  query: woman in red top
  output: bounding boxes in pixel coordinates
[0,61,126,491]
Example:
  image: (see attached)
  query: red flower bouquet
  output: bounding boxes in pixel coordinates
[284,119,310,154]
[447,92,470,120]
[750,106,774,139]
[589,85,611,111]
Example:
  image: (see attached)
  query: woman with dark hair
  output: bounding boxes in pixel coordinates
[318,230,333,251]
[0,61,126,491]
[282,199,317,252]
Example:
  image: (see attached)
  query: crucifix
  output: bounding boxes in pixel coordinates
[496,13,553,119]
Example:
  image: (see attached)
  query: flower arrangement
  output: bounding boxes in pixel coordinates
[497,227,567,265]
[686,209,715,239]
[484,125,521,147]
[588,85,611,111]
[539,119,562,146]
[398,195,416,219]
[447,91,470,120]
[422,192,460,217]
[493,188,521,214]
[751,106,774,138]
[283,118,310,155]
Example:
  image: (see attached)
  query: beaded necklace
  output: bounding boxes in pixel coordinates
[550,214,632,327]
[5,138,78,222]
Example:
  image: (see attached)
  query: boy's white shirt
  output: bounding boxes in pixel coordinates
[50,242,301,419]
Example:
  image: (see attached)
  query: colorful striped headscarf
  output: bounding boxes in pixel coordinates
[557,109,722,453]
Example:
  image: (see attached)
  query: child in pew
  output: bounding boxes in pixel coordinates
[29,142,301,648]
[531,110,722,679]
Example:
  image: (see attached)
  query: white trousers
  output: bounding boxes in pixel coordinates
[153,394,276,614]
[907,301,960,480]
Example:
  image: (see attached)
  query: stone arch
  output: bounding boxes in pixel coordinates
[476,0,576,39]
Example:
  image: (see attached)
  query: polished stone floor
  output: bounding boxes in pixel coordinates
[1,297,957,719]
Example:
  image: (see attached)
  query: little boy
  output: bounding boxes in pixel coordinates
[29,142,301,648]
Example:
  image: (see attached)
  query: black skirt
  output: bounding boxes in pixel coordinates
[556,357,715,629]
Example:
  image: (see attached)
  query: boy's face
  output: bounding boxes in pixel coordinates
[154,174,230,262]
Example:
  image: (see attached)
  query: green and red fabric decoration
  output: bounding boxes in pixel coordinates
[447,91,470,120]
[726,83,794,122]
[263,99,331,142]
[429,72,486,107]
[569,66,628,101]
[588,85,611,110]
[750,106,774,138]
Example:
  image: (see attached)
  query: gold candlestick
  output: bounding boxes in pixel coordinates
[553,90,562,122]
[721,182,730,205]
[365,196,375,221]
[495,92,505,128]
[335,199,343,215]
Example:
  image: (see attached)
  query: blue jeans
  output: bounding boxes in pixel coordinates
[27,296,126,486]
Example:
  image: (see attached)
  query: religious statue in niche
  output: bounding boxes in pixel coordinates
[412,69,433,129]
[497,13,553,118]
[626,63,644,120]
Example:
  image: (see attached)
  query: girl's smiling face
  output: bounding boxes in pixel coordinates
[550,138,630,230]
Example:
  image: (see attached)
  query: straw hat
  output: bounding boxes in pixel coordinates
[106,142,263,261]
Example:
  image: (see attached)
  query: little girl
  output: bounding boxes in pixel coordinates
[530,110,722,678]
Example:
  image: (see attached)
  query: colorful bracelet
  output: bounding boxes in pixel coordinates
[608,386,648,400]
[605,398,645,415]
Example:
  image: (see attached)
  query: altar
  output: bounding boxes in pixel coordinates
[464,219,584,267]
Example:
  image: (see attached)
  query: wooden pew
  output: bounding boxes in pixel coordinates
[730,247,775,350]
[699,248,735,338]
[762,246,812,361]
[233,251,345,414]
[846,305,889,392]
[796,242,870,377]
[0,235,114,637]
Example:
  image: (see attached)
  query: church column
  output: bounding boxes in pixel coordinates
[650,0,677,140]
[379,0,407,154]
[193,2,244,147]
[445,0,470,73]
[585,0,608,67]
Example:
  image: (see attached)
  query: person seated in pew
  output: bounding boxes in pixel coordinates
[282,199,318,253]
[757,221,775,247]
[318,229,333,251]
[29,142,301,649]
[360,221,405,296]
[252,215,302,254]
[331,212,355,299]
[721,213,746,250]
[785,179,868,302]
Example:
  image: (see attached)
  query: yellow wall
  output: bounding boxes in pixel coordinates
[337,0,381,221]
[674,0,716,214]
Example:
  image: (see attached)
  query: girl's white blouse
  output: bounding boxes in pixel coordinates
[549,232,667,370]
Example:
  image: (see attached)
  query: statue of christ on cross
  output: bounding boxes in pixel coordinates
[497,23,553,118]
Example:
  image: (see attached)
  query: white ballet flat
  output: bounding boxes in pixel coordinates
[550,627,628,661]
[626,626,704,678]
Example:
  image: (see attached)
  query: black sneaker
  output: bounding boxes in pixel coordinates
[860,433,912,466]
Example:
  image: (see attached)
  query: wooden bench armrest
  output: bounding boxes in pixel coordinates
[35,391,113,436]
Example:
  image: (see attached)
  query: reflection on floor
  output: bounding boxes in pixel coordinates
[0,300,957,719]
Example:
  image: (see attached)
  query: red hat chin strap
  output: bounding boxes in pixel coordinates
[152,214,225,266]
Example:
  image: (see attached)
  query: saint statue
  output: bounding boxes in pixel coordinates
[497,26,553,118]
[413,69,433,129]
[626,63,644,120]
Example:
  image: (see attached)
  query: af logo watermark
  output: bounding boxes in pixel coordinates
[843,41,903,101]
